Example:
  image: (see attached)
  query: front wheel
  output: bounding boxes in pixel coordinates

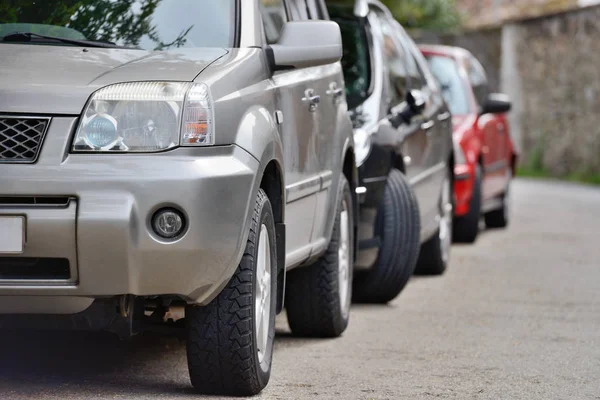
[485,175,511,228]
[285,175,354,338]
[415,169,453,275]
[352,169,421,304]
[453,164,482,243]
[186,189,277,396]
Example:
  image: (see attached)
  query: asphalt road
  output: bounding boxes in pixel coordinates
[0,178,599,399]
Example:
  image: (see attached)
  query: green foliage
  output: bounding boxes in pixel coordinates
[66,0,162,47]
[518,137,600,186]
[381,0,462,32]
[0,0,192,49]
[326,0,462,32]
[517,167,600,186]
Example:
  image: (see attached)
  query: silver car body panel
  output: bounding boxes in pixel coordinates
[0,44,228,115]
[0,1,354,314]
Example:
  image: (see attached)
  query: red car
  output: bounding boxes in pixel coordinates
[419,45,518,243]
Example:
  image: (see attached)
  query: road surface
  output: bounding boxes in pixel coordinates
[0,178,599,399]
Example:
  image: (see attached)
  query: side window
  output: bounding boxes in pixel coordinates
[396,27,428,92]
[306,0,328,19]
[467,56,489,107]
[331,14,371,109]
[286,0,310,20]
[260,0,287,45]
[376,13,409,105]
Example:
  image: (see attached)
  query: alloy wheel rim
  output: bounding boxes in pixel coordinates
[338,200,351,320]
[439,177,453,264]
[255,224,271,365]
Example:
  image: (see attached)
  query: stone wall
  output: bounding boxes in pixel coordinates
[416,29,503,92]
[417,5,600,176]
[515,6,600,175]
[455,0,600,29]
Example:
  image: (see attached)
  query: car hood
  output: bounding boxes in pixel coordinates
[0,44,228,115]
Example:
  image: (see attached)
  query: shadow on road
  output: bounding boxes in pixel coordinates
[0,330,194,397]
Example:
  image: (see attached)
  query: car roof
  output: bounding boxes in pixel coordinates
[418,44,473,62]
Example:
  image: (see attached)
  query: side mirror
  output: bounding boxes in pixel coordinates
[481,93,512,115]
[390,90,425,127]
[407,90,426,116]
[269,21,342,70]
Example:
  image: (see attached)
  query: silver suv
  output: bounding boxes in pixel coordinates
[0,0,356,395]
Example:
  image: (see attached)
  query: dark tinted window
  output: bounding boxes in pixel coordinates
[425,55,471,115]
[261,0,287,44]
[330,13,371,109]
[397,29,430,91]
[286,0,310,20]
[0,0,236,50]
[466,55,489,107]
[376,14,409,104]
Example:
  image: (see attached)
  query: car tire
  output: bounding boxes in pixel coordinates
[285,175,354,338]
[352,169,421,304]
[415,168,453,276]
[186,189,277,396]
[453,164,482,243]
[484,178,510,228]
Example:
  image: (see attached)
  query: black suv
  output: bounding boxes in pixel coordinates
[329,0,455,303]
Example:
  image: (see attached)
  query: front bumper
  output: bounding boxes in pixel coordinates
[0,118,259,313]
[453,163,475,217]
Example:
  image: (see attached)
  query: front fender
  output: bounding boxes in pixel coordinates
[234,105,285,206]
[200,106,285,305]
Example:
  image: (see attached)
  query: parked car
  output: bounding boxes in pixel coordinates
[0,0,358,395]
[328,0,454,295]
[419,45,517,243]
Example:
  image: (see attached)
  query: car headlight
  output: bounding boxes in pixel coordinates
[72,82,214,152]
[354,128,372,167]
[453,139,466,165]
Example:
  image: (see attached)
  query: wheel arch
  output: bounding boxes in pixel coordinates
[232,105,287,314]
[343,145,359,259]
[391,150,407,174]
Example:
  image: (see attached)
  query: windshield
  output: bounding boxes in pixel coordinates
[330,8,372,110]
[0,0,236,50]
[424,54,472,115]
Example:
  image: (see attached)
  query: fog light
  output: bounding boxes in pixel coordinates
[152,208,185,239]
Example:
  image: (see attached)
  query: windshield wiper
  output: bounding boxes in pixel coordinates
[1,32,129,49]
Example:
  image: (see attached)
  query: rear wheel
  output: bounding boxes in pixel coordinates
[485,172,511,228]
[415,169,453,275]
[352,169,421,304]
[453,165,482,243]
[285,175,354,338]
[186,189,276,396]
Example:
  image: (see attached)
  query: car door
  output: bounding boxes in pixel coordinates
[399,29,451,231]
[367,11,428,221]
[370,8,428,220]
[259,0,320,265]
[385,19,444,231]
[306,0,347,246]
[466,55,506,199]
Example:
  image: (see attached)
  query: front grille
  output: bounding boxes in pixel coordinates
[0,116,50,163]
[0,196,72,208]
[0,258,70,280]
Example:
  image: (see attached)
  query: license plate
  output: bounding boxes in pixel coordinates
[0,216,25,253]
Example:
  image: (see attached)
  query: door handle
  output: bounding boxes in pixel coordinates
[421,120,435,131]
[437,112,451,122]
[302,89,321,112]
[326,82,344,98]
